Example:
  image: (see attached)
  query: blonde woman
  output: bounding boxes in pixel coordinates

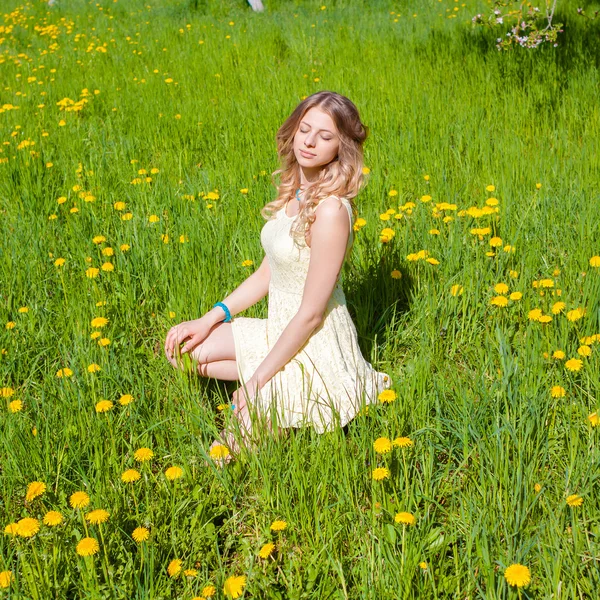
[164,91,392,461]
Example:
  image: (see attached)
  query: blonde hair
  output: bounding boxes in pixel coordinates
[261,91,369,249]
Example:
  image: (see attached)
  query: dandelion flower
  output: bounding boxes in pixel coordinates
[393,437,413,448]
[223,575,247,599]
[167,559,182,577]
[132,526,149,542]
[85,509,109,525]
[485,185,495,192]
[184,569,198,578]
[134,447,154,462]
[566,494,583,507]
[202,585,217,597]
[494,283,509,294]
[119,394,134,406]
[565,358,583,372]
[552,350,565,360]
[16,517,40,538]
[587,413,599,427]
[258,542,275,558]
[373,437,392,454]
[165,466,183,480]
[490,296,508,307]
[95,400,113,413]
[394,512,416,526]
[419,561,428,570]
[566,308,585,322]
[0,571,12,588]
[270,520,287,532]
[86,267,100,278]
[504,563,531,587]
[450,284,463,296]
[378,389,396,403]
[509,292,522,301]
[550,386,566,398]
[209,444,230,460]
[43,511,63,526]
[577,345,592,357]
[87,363,101,373]
[4,523,19,536]
[70,491,90,509]
[76,537,99,556]
[372,467,390,481]
[0,387,14,398]
[121,469,141,483]
[528,309,543,321]
[90,317,108,328]
[489,237,502,247]
[589,256,600,267]
[534,483,542,493]
[10,400,23,413]
[25,481,46,502]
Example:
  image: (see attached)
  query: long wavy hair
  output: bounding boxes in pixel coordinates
[261,91,369,249]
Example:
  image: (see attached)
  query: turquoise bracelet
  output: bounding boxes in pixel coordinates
[213,301,231,323]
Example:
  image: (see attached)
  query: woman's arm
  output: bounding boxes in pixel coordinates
[206,255,271,326]
[250,199,350,389]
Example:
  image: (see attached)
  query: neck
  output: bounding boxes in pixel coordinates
[299,165,322,188]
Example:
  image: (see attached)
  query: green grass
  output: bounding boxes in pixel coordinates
[1,0,600,597]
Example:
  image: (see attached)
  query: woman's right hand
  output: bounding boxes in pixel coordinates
[164,317,215,369]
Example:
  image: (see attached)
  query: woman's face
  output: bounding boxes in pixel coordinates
[293,107,340,170]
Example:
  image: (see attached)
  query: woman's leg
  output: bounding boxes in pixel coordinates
[197,360,239,381]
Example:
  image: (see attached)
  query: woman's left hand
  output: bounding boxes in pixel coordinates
[231,377,262,414]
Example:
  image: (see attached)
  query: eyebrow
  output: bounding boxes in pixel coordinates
[300,121,335,135]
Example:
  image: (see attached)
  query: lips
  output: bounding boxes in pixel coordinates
[300,149,316,158]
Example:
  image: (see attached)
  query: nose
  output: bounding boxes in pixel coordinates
[304,132,316,147]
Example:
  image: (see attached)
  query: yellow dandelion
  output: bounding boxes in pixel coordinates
[393,437,413,448]
[588,256,600,267]
[119,394,134,406]
[270,519,287,532]
[0,571,12,588]
[202,585,217,597]
[69,491,90,509]
[565,358,583,372]
[504,563,531,587]
[551,301,566,314]
[538,314,552,324]
[372,467,390,481]
[0,387,14,398]
[56,367,74,378]
[95,400,113,413]
[485,185,495,192]
[167,559,182,577]
[184,569,198,578]
[4,523,19,536]
[509,291,522,301]
[121,469,141,483]
[552,350,565,360]
[550,386,566,398]
[43,510,63,526]
[9,400,23,413]
[490,296,508,307]
[134,447,154,462]
[450,284,464,296]
[378,389,396,403]
[587,412,599,427]
[76,537,99,556]
[258,542,275,558]
[577,345,592,357]
[223,575,247,598]
[528,308,543,322]
[373,437,392,454]
[534,483,542,493]
[494,283,509,294]
[391,270,402,279]
[165,466,183,480]
[54,257,66,267]
[16,517,40,538]
[209,444,230,460]
[86,267,100,278]
[419,561,428,570]
[132,526,149,542]
[87,363,101,373]
[566,494,583,507]
[90,317,108,328]
[25,481,46,502]
[85,509,110,525]
[420,194,432,203]
[566,308,585,322]
[394,512,416,525]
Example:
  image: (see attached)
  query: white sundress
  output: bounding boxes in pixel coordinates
[228,195,393,434]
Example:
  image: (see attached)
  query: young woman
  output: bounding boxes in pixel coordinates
[164,91,392,461]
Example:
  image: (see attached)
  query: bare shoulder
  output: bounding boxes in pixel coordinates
[314,195,346,219]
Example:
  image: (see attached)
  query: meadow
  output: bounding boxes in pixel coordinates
[1,0,600,597]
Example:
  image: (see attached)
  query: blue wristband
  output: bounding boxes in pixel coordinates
[213,301,231,323]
